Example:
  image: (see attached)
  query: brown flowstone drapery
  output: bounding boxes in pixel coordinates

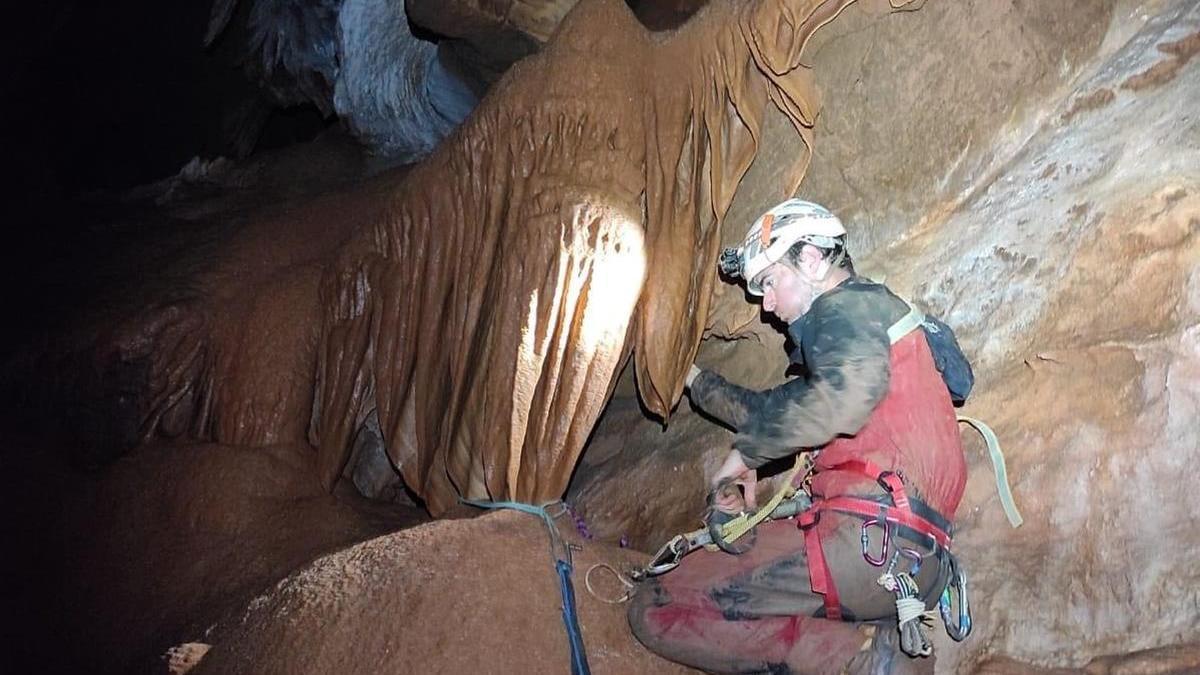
[107,0,900,515]
[307,0,902,513]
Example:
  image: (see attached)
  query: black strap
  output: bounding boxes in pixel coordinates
[852,492,953,538]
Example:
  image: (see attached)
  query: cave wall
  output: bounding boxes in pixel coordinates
[574,0,1125,547]
[14,0,1199,671]
[876,5,1200,667]
[310,0,851,514]
[801,0,1115,255]
[572,0,1200,670]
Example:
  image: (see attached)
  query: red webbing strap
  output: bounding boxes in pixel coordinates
[821,496,952,548]
[824,458,911,511]
[798,459,950,621]
[798,511,842,620]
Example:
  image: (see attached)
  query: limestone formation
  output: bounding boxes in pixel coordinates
[10,0,1200,672]
[113,0,887,515]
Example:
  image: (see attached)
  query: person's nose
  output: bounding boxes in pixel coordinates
[763,289,776,312]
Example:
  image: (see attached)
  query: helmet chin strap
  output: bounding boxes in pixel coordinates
[815,259,833,283]
[814,247,846,283]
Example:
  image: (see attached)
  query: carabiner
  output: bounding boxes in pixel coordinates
[634,535,687,579]
[860,517,891,567]
[899,547,925,576]
[939,559,972,641]
[633,528,715,580]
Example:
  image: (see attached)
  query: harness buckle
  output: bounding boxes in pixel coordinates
[877,470,904,493]
[797,507,821,531]
[876,470,911,510]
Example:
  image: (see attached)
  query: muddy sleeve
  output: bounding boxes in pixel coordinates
[730,298,893,469]
[687,370,764,430]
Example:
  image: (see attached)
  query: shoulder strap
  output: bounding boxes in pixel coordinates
[887,298,925,345]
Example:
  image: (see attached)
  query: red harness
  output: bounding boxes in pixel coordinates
[797,458,951,621]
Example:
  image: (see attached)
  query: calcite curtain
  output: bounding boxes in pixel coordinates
[309,0,887,514]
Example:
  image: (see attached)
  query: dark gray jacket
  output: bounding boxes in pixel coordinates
[689,277,909,469]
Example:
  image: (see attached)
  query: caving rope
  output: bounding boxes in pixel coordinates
[461,499,590,675]
[618,452,815,583]
[581,453,817,603]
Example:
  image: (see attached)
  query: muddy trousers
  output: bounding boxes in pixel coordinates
[627,516,941,675]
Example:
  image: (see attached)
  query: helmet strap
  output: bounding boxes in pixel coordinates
[825,247,846,276]
[811,246,847,288]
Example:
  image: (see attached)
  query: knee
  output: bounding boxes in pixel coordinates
[625,582,659,647]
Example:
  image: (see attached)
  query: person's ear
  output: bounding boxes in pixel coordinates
[800,244,824,277]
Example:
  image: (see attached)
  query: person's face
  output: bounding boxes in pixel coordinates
[755,261,816,323]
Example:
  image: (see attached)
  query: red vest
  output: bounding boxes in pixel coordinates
[809,329,966,521]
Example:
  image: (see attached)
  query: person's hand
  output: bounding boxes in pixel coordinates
[685,364,702,389]
[710,449,757,514]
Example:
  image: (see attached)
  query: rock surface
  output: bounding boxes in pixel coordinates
[190,510,690,674]
[8,0,1200,673]
[571,0,1200,671]
[29,0,885,516]
[6,433,420,674]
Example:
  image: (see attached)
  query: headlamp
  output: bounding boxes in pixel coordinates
[718,247,744,277]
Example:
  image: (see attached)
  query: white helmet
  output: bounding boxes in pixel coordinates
[719,199,846,295]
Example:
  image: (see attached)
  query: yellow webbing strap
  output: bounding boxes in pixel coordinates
[716,454,808,545]
[957,415,1023,528]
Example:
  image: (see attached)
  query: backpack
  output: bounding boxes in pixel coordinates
[887,300,975,406]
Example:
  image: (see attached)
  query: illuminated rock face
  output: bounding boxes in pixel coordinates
[111,0,871,515]
[308,0,867,514]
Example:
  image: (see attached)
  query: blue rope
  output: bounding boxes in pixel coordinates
[462,499,592,675]
[556,559,589,675]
